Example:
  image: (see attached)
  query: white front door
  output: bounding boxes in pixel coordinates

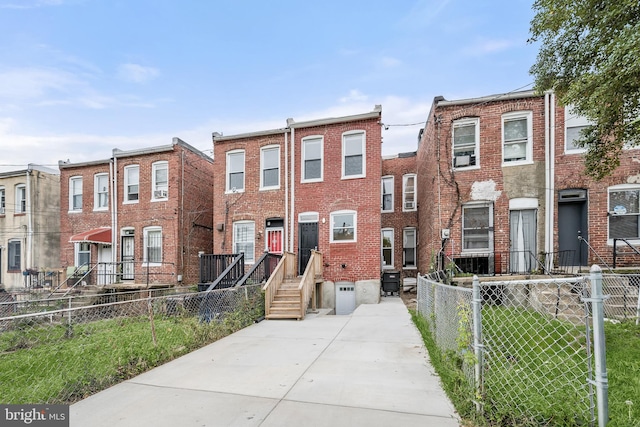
[97,245,113,285]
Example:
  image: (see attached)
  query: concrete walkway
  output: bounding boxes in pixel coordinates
[71,297,460,427]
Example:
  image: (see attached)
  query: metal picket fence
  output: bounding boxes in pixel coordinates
[417,270,610,426]
[0,284,264,404]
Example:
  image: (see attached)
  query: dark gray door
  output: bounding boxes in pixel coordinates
[558,201,588,266]
[298,222,318,275]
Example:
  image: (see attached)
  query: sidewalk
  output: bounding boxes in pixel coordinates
[71,297,460,426]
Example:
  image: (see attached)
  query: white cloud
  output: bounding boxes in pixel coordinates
[339,89,368,103]
[117,64,160,84]
[461,38,516,56]
[0,68,80,99]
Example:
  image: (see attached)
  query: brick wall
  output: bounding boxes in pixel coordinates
[381,153,418,280]
[60,143,213,285]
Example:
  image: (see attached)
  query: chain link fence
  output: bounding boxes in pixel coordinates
[0,284,264,404]
[601,274,640,322]
[418,273,598,426]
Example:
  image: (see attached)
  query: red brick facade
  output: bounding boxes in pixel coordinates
[417,91,640,273]
[59,139,213,286]
[381,153,419,281]
[212,108,383,284]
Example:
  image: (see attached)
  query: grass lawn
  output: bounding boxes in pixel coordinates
[0,295,264,404]
[412,308,640,426]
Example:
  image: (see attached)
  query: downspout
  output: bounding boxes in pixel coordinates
[284,130,289,252]
[290,125,296,253]
[549,93,556,263]
[544,91,556,271]
[111,156,118,272]
[25,168,33,269]
[180,150,185,281]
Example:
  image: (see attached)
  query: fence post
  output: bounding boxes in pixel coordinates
[472,275,484,414]
[590,265,609,427]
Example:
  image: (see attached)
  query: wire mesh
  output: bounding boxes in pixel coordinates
[417,274,595,426]
[0,284,264,404]
[601,274,640,321]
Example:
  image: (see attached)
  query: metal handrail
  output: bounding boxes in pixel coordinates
[201,253,245,292]
[613,238,640,268]
[579,236,614,273]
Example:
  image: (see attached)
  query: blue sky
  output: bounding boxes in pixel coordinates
[0,0,538,171]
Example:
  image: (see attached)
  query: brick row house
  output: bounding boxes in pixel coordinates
[212,106,384,309]
[0,165,60,290]
[417,89,640,275]
[381,152,419,288]
[59,138,213,287]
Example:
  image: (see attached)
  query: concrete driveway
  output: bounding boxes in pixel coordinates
[71,297,460,426]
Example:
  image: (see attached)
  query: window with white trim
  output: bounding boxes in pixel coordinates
[342,131,365,178]
[381,176,394,212]
[502,111,533,165]
[94,173,108,210]
[15,184,26,213]
[403,174,416,211]
[403,228,417,268]
[0,187,5,215]
[124,165,139,203]
[8,240,21,271]
[152,161,168,200]
[462,203,493,251]
[608,185,640,240]
[233,221,255,263]
[143,227,162,264]
[69,177,82,212]
[75,242,90,267]
[565,106,590,153]
[453,118,479,168]
[381,228,394,269]
[260,146,280,189]
[226,150,245,192]
[302,137,323,182]
[331,210,356,243]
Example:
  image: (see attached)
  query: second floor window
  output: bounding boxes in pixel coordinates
[343,132,365,178]
[502,111,533,164]
[382,176,394,212]
[152,161,169,200]
[565,106,590,153]
[403,174,416,211]
[453,118,479,168]
[302,137,323,182]
[0,187,5,214]
[124,165,139,202]
[16,184,26,213]
[69,177,82,212]
[261,146,280,189]
[226,151,245,192]
[94,173,108,210]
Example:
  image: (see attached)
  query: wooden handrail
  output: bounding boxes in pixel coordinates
[297,250,323,319]
[263,252,295,317]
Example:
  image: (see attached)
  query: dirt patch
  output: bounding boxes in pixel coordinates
[399,289,417,310]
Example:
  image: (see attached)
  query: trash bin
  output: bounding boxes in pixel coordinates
[381,271,400,296]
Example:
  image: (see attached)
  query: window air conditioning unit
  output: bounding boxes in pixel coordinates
[154,190,168,199]
[455,155,471,167]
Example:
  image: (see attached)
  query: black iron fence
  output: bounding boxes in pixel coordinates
[447,250,576,276]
